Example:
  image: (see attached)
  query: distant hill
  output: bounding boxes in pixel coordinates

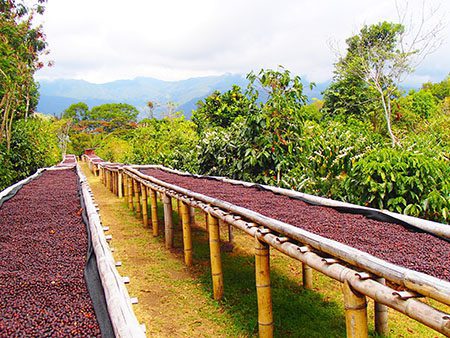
[37,74,328,119]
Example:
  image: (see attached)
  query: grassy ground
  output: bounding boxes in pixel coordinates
[81,163,446,337]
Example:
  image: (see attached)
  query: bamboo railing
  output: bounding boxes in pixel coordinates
[87,157,450,338]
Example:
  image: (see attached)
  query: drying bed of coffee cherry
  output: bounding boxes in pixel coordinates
[141,168,450,282]
[0,169,100,336]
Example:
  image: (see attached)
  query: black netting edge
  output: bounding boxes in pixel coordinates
[141,167,449,242]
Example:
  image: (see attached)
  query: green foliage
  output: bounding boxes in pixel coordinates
[0,0,48,149]
[345,148,449,223]
[192,85,251,133]
[127,116,198,172]
[0,117,60,190]
[422,75,450,101]
[61,102,89,121]
[284,119,384,198]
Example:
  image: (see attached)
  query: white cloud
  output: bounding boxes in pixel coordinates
[35,0,450,84]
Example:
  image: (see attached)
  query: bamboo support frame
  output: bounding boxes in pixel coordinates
[150,189,159,237]
[255,235,274,338]
[207,213,224,300]
[124,167,450,308]
[343,280,368,338]
[181,201,193,266]
[141,183,148,227]
[162,193,173,245]
[92,165,450,337]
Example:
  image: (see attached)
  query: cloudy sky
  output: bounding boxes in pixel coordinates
[35,0,449,85]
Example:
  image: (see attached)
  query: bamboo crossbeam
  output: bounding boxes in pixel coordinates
[123,167,450,307]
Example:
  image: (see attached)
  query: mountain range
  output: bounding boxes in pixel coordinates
[37,74,329,119]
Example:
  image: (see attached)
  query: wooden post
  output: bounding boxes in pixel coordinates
[228,223,234,244]
[207,213,224,300]
[177,199,182,227]
[181,201,193,266]
[150,189,160,237]
[123,174,128,201]
[374,278,388,336]
[343,280,368,338]
[255,236,273,338]
[302,263,313,290]
[190,206,196,226]
[162,193,173,244]
[133,179,141,216]
[118,172,123,198]
[128,175,134,211]
[141,183,148,227]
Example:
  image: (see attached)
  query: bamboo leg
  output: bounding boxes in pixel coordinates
[204,212,209,231]
[162,193,173,244]
[141,183,148,227]
[123,175,128,201]
[228,223,234,244]
[128,175,134,211]
[118,172,123,198]
[374,278,388,336]
[133,179,141,216]
[177,199,182,227]
[207,214,224,300]
[255,236,273,338]
[302,263,313,290]
[343,280,368,338]
[151,189,160,237]
[181,201,193,266]
[190,206,196,226]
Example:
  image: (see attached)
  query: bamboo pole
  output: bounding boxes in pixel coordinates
[162,193,173,244]
[302,263,313,290]
[128,175,134,211]
[181,201,193,266]
[150,189,159,237]
[343,280,368,338]
[255,235,273,338]
[374,278,388,336]
[118,172,123,198]
[123,174,128,201]
[133,178,141,216]
[141,182,148,227]
[207,213,224,300]
[190,206,196,226]
[177,199,182,227]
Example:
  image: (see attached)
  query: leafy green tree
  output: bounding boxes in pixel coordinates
[0,0,48,150]
[61,102,89,121]
[192,85,251,133]
[325,17,443,146]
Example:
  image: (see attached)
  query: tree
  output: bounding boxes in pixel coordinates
[192,85,251,133]
[61,102,89,121]
[326,4,444,146]
[0,0,48,150]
